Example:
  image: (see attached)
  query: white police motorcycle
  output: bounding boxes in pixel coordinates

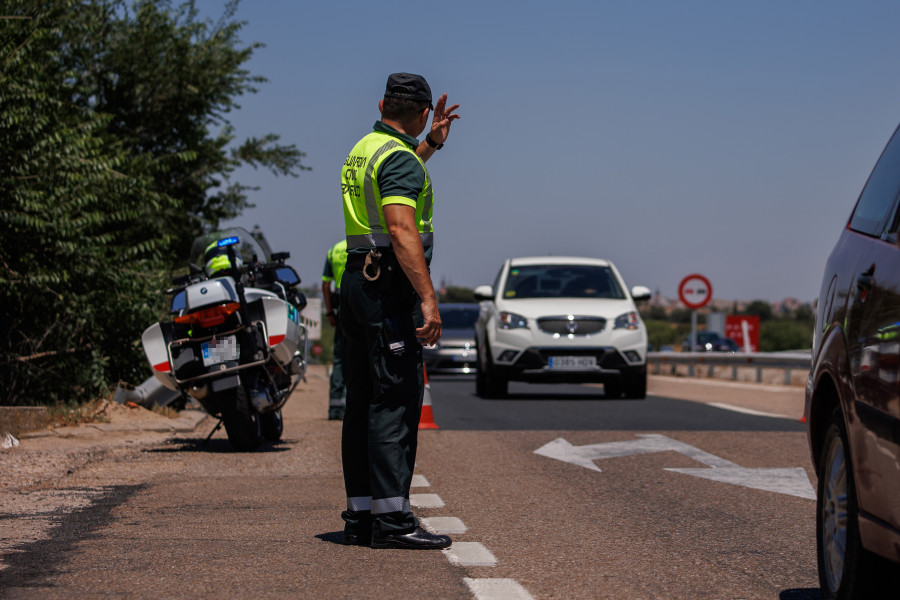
[140,228,308,450]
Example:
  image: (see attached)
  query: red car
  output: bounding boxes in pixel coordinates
[806,122,900,599]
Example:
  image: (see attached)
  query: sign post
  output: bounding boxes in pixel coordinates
[678,274,712,351]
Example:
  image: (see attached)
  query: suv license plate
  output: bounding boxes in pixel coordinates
[549,356,597,369]
[202,336,239,367]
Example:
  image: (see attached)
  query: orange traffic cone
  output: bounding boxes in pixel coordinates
[419,365,439,430]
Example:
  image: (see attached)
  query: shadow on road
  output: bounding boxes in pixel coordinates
[316,531,346,546]
[146,436,295,454]
[0,485,144,591]
[779,588,821,599]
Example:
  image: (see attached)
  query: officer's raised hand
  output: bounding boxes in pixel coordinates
[429,93,459,145]
[417,93,459,161]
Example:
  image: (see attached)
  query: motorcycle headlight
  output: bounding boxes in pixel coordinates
[498,311,528,330]
[614,311,640,330]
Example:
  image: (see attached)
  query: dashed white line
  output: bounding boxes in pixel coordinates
[415,475,534,598]
[464,578,536,600]
[420,516,468,534]
[707,402,791,419]
[410,493,444,508]
[443,542,498,566]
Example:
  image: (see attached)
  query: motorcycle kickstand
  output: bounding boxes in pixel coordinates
[202,418,224,446]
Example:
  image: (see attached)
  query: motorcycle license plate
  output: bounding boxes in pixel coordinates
[201,336,239,367]
[548,356,597,369]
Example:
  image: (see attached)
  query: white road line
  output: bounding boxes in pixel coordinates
[707,402,791,419]
[464,578,536,600]
[420,516,468,534]
[443,542,497,567]
[410,493,444,508]
[416,476,535,599]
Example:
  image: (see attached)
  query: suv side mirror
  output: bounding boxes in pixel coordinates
[631,285,652,302]
[473,285,494,301]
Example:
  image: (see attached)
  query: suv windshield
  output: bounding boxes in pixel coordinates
[503,264,625,300]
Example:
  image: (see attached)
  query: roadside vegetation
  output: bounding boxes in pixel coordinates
[640,300,815,352]
[0,0,307,406]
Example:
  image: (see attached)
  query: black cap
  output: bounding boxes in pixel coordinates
[384,73,433,110]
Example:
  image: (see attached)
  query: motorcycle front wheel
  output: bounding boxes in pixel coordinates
[261,408,284,442]
[221,385,262,451]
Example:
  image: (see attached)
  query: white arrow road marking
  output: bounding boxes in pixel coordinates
[534,434,815,499]
[534,433,735,472]
[664,466,816,500]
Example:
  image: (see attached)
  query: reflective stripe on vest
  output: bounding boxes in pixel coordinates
[341,132,433,250]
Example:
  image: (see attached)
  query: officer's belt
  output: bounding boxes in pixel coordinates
[346,248,393,269]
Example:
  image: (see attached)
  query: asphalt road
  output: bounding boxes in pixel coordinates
[429,376,808,432]
[0,369,820,599]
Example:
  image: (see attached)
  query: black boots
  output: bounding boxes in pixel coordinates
[371,527,452,550]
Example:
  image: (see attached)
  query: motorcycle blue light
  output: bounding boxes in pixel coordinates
[217,236,239,247]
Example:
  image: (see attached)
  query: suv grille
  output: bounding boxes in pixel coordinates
[537,316,606,336]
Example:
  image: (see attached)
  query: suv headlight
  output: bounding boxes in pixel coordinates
[498,311,528,330]
[614,311,640,330]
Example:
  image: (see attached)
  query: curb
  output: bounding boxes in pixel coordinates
[18,409,211,440]
[0,406,51,438]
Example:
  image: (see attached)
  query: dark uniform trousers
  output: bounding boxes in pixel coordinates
[328,304,346,411]
[339,253,424,537]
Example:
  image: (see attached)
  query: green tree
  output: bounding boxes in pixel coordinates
[642,305,669,321]
[759,320,813,352]
[63,0,309,260]
[794,303,815,322]
[1,0,306,405]
[439,285,476,303]
[0,3,174,404]
[745,300,774,321]
[644,320,688,351]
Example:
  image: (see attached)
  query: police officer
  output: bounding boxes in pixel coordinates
[322,239,348,420]
[339,73,459,549]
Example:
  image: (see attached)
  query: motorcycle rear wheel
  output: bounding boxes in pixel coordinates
[261,408,284,442]
[221,385,262,451]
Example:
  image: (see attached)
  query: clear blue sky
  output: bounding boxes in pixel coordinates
[196,0,900,303]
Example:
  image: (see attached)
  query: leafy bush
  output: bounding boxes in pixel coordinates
[0,0,307,405]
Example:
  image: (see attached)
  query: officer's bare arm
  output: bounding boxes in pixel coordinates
[383,204,442,345]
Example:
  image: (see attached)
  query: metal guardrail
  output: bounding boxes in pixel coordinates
[647,351,812,386]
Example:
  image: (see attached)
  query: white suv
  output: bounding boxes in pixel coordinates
[473,256,651,398]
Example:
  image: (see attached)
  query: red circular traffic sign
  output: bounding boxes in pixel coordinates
[678,274,712,309]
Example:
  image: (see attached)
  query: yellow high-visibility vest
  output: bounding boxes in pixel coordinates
[341,131,433,249]
[323,239,348,290]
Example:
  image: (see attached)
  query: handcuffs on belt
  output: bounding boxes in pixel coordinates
[363,248,382,281]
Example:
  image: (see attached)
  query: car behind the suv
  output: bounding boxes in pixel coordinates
[423,303,479,374]
[473,256,651,398]
[682,331,739,352]
[806,122,900,598]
